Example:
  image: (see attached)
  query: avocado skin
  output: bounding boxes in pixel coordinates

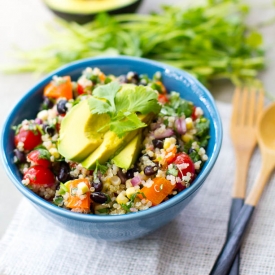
[44,0,143,24]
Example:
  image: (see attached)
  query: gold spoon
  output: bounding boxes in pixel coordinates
[210,102,275,275]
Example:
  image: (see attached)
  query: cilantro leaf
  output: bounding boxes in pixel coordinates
[116,85,161,114]
[94,160,108,176]
[89,82,161,137]
[92,81,121,112]
[88,97,113,114]
[109,112,146,138]
[36,148,51,160]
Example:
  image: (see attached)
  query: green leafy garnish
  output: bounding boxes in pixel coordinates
[91,81,120,113]
[94,160,108,177]
[160,92,193,117]
[97,208,110,214]
[53,196,64,206]
[88,82,161,138]
[189,150,201,163]
[3,1,266,89]
[196,118,210,137]
[58,183,69,195]
[166,165,179,177]
[12,124,22,135]
[120,191,146,213]
[36,148,51,160]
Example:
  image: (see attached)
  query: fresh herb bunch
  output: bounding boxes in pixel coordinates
[5,0,265,86]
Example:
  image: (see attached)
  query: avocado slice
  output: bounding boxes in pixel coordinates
[81,113,153,169]
[43,0,143,24]
[58,99,110,162]
[112,132,142,170]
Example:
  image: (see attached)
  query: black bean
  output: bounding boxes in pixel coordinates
[117,168,127,184]
[128,72,139,83]
[14,149,26,163]
[91,180,103,192]
[57,100,68,115]
[144,165,157,176]
[55,183,60,191]
[53,161,71,183]
[91,192,108,204]
[43,124,55,136]
[41,97,54,110]
[152,139,163,149]
[126,167,138,179]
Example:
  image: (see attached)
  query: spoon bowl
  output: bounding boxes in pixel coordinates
[257,102,275,151]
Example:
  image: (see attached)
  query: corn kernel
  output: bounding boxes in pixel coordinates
[126,179,133,188]
[77,182,89,195]
[110,176,121,186]
[181,133,193,143]
[185,117,194,129]
[49,148,60,159]
[116,192,129,204]
[126,187,136,199]
[163,137,176,150]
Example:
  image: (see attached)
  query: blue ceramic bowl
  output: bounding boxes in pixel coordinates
[1,56,222,241]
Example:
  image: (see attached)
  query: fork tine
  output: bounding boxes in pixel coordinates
[231,87,241,126]
[248,88,256,126]
[240,87,248,126]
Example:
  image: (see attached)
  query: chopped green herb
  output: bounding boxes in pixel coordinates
[58,183,69,195]
[121,203,131,212]
[53,196,64,206]
[94,160,108,178]
[189,150,201,163]
[97,208,110,214]
[166,165,179,177]
[12,124,22,135]
[196,118,210,137]
[36,148,51,160]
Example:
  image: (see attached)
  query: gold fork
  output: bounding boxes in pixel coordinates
[227,87,264,275]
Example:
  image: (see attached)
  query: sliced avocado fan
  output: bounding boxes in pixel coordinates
[112,132,142,170]
[57,99,110,162]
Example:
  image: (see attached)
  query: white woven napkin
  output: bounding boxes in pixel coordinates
[1,101,275,275]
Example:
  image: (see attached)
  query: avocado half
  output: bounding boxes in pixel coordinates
[43,0,143,24]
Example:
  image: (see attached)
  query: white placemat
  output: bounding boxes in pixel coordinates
[1,101,275,275]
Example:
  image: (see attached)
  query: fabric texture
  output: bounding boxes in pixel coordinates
[1,101,275,275]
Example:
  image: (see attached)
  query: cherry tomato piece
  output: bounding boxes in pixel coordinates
[158,94,169,104]
[191,106,197,120]
[14,128,42,151]
[173,152,195,180]
[77,83,84,95]
[23,165,55,187]
[27,149,51,168]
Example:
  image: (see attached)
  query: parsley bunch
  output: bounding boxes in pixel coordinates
[4,0,266,87]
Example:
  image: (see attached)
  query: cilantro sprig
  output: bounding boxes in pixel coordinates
[94,160,108,178]
[88,82,161,138]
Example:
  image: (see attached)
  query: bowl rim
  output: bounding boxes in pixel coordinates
[1,55,223,222]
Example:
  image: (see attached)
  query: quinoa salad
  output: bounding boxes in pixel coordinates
[13,68,210,215]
